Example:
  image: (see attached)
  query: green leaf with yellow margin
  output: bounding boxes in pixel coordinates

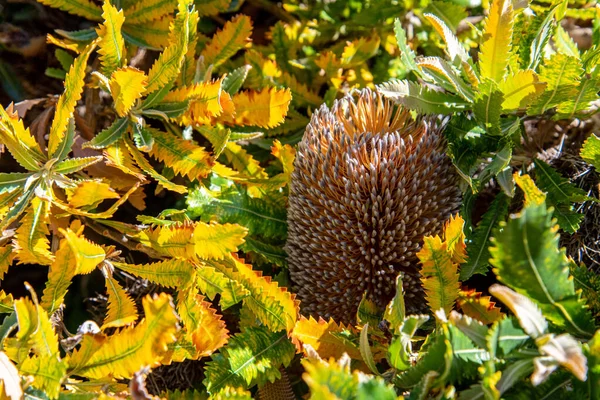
[13,197,53,265]
[40,237,77,314]
[149,128,213,181]
[203,326,295,393]
[63,226,106,274]
[201,15,253,68]
[124,0,177,24]
[35,0,102,21]
[581,133,600,169]
[0,290,14,313]
[113,259,196,288]
[109,67,147,117]
[490,203,595,338]
[0,104,45,171]
[48,44,95,159]
[66,333,107,374]
[145,0,192,94]
[102,275,139,329]
[19,355,66,399]
[96,2,125,76]
[75,293,179,379]
[478,0,513,83]
[195,265,249,310]
[513,172,545,206]
[418,235,460,315]
[53,155,104,174]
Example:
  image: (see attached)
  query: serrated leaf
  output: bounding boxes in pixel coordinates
[12,197,52,265]
[498,70,545,110]
[555,77,600,120]
[581,133,600,168]
[109,67,147,116]
[472,85,503,133]
[417,56,475,102]
[418,236,460,315]
[528,4,560,71]
[75,293,178,379]
[203,326,295,393]
[222,65,252,95]
[40,237,76,314]
[457,288,504,324]
[52,156,103,174]
[124,0,177,24]
[444,214,467,264]
[83,118,129,150]
[291,316,362,361]
[48,44,94,159]
[96,2,125,76]
[478,0,513,83]
[0,104,44,171]
[162,79,224,125]
[66,180,120,209]
[123,17,172,49]
[113,259,195,288]
[230,87,292,128]
[63,226,106,275]
[0,247,14,282]
[201,15,252,68]
[377,79,469,114]
[8,296,59,361]
[528,54,582,115]
[195,265,249,309]
[489,285,547,339]
[176,289,228,357]
[145,0,192,94]
[424,1,467,32]
[395,333,449,388]
[490,203,595,338]
[149,128,213,181]
[341,35,380,67]
[461,192,509,280]
[19,355,66,399]
[0,172,30,195]
[424,13,469,64]
[393,19,419,75]
[66,333,107,374]
[35,0,102,21]
[514,172,546,206]
[102,275,138,330]
[125,139,187,193]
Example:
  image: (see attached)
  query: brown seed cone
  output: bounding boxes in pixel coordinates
[286,89,462,323]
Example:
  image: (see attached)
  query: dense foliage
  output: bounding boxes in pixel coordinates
[0,0,599,398]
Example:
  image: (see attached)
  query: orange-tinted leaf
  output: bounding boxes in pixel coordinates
[457,288,504,324]
[291,316,362,360]
[230,88,291,129]
[66,180,120,209]
[201,14,252,68]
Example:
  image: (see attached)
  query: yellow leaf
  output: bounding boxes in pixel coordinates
[478,0,513,83]
[341,35,381,67]
[46,34,87,53]
[63,227,106,274]
[66,333,107,374]
[66,180,120,209]
[123,17,172,49]
[201,14,252,68]
[230,87,292,129]
[513,172,546,206]
[163,79,224,125]
[0,104,44,171]
[103,140,146,180]
[498,70,546,110]
[291,316,361,360]
[12,197,53,266]
[48,44,94,158]
[40,237,77,313]
[35,0,102,21]
[457,288,504,324]
[149,128,213,181]
[193,221,247,260]
[19,355,66,399]
[176,289,228,357]
[196,0,231,16]
[124,0,178,24]
[270,140,295,186]
[102,275,139,330]
[417,236,460,315]
[75,293,178,379]
[443,214,467,264]
[109,67,147,117]
[96,2,125,76]
[0,246,13,281]
[0,290,14,314]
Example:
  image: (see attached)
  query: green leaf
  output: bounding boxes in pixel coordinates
[48,44,94,159]
[395,333,449,389]
[377,79,469,114]
[132,122,155,152]
[52,156,103,175]
[96,2,125,76]
[83,118,129,150]
[424,13,470,64]
[423,1,467,32]
[0,172,30,194]
[489,203,595,338]
[581,133,600,168]
[473,84,503,134]
[222,65,252,95]
[528,4,559,71]
[461,192,509,280]
[241,237,287,267]
[36,0,102,21]
[195,265,249,309]
[123,0,177,24]
[113,259,196,288]
[359,324,380,376]
[555,77,600,120]
[203,327,295,393]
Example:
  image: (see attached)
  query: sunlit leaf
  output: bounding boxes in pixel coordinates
[109,67,147,117]
[478,0,513,83]
[201,14,253,68]
[102,275,138,329]
[96,2,125,76]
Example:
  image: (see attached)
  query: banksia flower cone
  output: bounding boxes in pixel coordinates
[286,89,462,323]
